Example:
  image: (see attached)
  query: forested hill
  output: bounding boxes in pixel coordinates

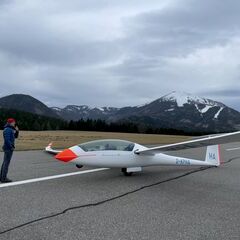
[0,94,58,118]
[0,108,67,131]
[0,108,189,135]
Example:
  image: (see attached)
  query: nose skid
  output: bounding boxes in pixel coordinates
[55,149,78,162]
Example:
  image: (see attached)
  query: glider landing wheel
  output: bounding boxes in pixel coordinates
[124,172,133,176]
[121,168,133,176]
[76,164,83,169]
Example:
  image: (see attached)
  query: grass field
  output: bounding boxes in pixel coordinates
[0,130,191,151]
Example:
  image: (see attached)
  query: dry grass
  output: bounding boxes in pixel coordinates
[0,130,191,151]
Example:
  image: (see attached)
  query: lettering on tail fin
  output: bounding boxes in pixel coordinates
[209,153,216,160]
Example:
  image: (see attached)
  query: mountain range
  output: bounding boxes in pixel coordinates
[0,92,240,133]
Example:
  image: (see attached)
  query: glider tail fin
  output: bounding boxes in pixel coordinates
[205,145,221,167]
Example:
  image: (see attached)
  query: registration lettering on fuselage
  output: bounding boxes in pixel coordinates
[176,158,191,166]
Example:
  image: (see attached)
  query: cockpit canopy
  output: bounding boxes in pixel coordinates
[78,140,135,152]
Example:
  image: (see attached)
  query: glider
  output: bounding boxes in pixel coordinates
[45,131,240,176]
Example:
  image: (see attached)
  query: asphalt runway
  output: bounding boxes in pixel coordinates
[0,143,240,240]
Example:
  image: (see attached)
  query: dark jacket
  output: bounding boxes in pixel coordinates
[2,124,19,151]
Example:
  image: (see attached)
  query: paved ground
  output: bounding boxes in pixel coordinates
[0,143,240,240]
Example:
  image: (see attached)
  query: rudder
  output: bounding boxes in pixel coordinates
[205,145,221,166]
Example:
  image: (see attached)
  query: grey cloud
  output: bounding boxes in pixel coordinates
[0,16,122,66]
[201,89,240,98]
[0,0,240,110]
[124,0,240,58]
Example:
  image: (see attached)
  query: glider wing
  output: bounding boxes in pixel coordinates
[45,143,62,155]
[135,131,240,155]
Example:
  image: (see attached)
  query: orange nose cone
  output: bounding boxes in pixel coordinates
[55,149,78,162]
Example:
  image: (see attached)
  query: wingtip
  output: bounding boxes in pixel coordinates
[45,142,53,151]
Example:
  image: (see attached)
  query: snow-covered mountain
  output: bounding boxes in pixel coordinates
[52,91,240,133]
[159,91,225,118]
[52,105,119,121]
[160,91,225,108]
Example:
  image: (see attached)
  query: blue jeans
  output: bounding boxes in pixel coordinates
[0,150,13,180]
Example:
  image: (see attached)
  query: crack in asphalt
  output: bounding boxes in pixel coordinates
[0,157,238,236]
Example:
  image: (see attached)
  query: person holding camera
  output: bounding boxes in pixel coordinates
[0,118,19,183]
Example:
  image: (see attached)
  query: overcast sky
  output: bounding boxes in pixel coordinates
[0,0,240,110]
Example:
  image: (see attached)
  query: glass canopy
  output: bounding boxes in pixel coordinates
[78,140,135,152]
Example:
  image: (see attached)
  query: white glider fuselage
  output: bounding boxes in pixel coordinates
[60,142,219,168]
[72,152,213,168]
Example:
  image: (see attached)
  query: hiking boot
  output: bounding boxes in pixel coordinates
[1,178,12,183]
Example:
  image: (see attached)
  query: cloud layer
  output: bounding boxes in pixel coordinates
[0,0,240,109]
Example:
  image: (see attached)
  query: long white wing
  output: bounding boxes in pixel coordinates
[45,143,62,155]
[135,131,240,155]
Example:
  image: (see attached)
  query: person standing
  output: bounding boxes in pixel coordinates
[0,118,19,183]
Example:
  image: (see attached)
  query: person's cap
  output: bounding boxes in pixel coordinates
[7,118,16,124]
